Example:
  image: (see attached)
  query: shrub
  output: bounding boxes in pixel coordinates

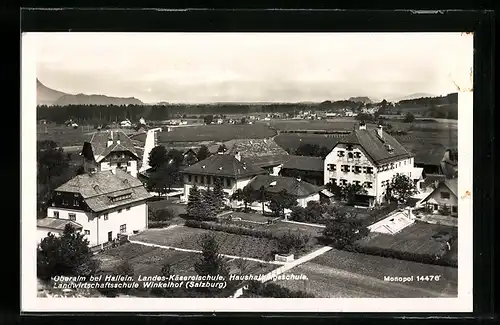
[184,220,274,239]
[247,281,314,298]
[275,230,311,255]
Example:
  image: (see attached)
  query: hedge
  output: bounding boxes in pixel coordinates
[352,244,458,268]
[246,281,314,298]
[184,219,275,239]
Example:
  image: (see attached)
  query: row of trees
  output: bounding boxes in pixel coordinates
[294,143,330,157]
[187,182,225,220]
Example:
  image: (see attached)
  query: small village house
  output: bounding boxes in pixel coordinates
[417,178,458,217]
[323,122,424,207]
[39,169,152,248]
[180,152,267,202]
[81,130,141,177]
[36,218,83,246]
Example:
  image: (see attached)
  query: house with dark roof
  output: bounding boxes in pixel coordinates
[208,138,290,175]
[417,179,458,217]
[81,130,140,177]
[401,142,448,175]
[279,155,324,185]
[246,174,323,208]
[324,123,424,206]
[42,169,152,247]
[36,218,83,246]
[180,152,267,202]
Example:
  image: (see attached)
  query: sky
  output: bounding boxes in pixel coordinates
[34,32,473,103]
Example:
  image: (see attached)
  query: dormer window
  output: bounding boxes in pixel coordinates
[269,181,277,187]
[337,151,345,157]
[346,145,353,151]
[354,152,361,159]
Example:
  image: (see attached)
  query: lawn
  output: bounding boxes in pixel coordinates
[37,124,94,147]
[266,119,359,132]
[355,222,458,257]
[130,226,278,260]
[274,248,458,298]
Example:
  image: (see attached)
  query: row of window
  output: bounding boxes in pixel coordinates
[188,174,232,187]
[61,199,80,207]
[327,164,374,174]
[337,151,362,159]
[81,224,127,236]
[331,179,373,189]
[379,160,408,171]
[52,207,131,220]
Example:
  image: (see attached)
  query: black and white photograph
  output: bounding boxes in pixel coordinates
[22,32,473,312]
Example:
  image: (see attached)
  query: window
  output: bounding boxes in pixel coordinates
[84,230,90,235]
[327,164,336,171]
[354,152,361,159]
[353,180,360,186]
[340,179,348,186]
[127,161,131,166]
[348,152,354,159]
[68,213,76,221]
[103,213,109,220]
[226,178,231,187]
[390,163,394,169]
[365,182,373,189]
[53,211,59,219]
[337,151,345,157]
[194,176,198,184]
[353,166,361,174]
[404,160,406,165]
[126,207,130,211]
[61,199,68,206]
[73,199,79,207]
[366,167,374,174]
[120,224,127,234]
[188,175,192,182]
[329,178,337,185]
[440,192,450,199]
[117,209,122,213]
[341,165,350,172]
[452,206,458,213]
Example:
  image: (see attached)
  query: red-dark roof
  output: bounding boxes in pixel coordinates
[181,153,267,178]
[334,129,413,165]
[281,155,324,172]
[55,169,152,212]
[85,130,139,162]
[37,218,83,231]
[247,175,322,198]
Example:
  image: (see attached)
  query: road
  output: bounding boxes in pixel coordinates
[274,249,458,298]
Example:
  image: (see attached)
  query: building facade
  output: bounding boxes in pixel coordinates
[418,179,458,217]
[81,130,141,177]
[42,169,151,247]
[324,123,423,206]
[180,152,267,202]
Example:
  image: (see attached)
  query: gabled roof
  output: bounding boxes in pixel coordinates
[400,142,447,166]
[54,169,152,212]
[85,130,139,162]
[37,218,83,231]
[333,129,413,166]
[181,153,267,178]
[281,155,324,172]
[247,175,322,198]
[421,178,458,203]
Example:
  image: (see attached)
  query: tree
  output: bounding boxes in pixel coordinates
[37,140,70,193]
[187,185,204,219]
[268,190,298,219]
[217,144,227,154]
[325,181,342,199]
[148,145,168,170]
[386,173,418,205]
[256,186,267,215]
[212,177,225,213]
[403,112,415,123]
[184,151,198,166]
[201,188,217,219]
[340,183,368,205]
[276,230,311,255]
[203,115,214,125]
[166,149,184,169]
[322,214,370,249]
[37,224,99,282]
[194,234,229,277]
[290,206,307,222]
[196,145,210,161]
[295,143,321,157]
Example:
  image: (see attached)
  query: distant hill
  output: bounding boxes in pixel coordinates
[394,93,458,119]
[348,96,373,104]
[37,79,144,106]
[391,93,437,102]
[37,79,69,106]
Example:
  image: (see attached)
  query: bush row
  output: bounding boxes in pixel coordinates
[184,219,274,239]
[148,221,171,229]
[352,244,458,268]
[246,281,314,298]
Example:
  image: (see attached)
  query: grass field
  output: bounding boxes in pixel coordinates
[96,243,279,279]
[355,222,457,257]
[265,119,360,131]
[37,124,94,147]
[130,226,278,260]
[274,248,458,298]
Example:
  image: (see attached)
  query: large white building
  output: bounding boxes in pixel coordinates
[81,130,140,177]
[180,152,267,202]
[324,123,423,207]
[38,169,152,247]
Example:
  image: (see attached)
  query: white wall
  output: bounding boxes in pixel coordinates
[182,175,254,202]
[47,202,148,247]
[297,193,320,208]
[36,227,64,246]
[100,160,138,177]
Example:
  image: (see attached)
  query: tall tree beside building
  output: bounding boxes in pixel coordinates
[37,224,99,282]
[322,213,369,249]
[196,145,211,161]
[148,145,168,170]
[340,183,368,205]
[268,190,298,219]
[201,188,216,220]
[212,177,225,213]
[386,174,418,205]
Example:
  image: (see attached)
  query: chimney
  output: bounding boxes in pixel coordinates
[359,122,367,130]
[377,125,383,138]
[234,151,241,161]
[107,131,113,147]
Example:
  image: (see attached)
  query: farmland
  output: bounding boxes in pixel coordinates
[355,222,458,259]
[274,248,457,298]
[130,226,279,260]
